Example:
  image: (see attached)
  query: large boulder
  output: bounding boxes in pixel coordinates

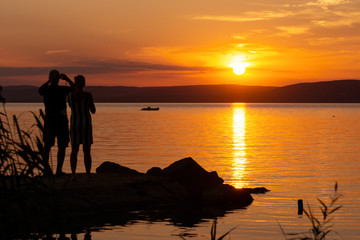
[162,157,224,194]
[96,161,141,175]
[146,167,163,176]
[244,187,270,194]
[202,184,253,207]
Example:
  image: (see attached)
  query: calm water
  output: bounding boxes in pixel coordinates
[4,103,360,239]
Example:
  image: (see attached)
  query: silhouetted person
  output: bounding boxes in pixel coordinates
[0,86,5,103]
[39,69,75,176]
[68,75,95,179]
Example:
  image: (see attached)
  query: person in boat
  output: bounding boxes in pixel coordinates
[141,106,159,110]
[68,75,96,179]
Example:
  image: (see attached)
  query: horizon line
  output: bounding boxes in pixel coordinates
[2,79,360,89]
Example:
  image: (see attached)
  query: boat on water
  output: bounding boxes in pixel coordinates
[141,106,160,111]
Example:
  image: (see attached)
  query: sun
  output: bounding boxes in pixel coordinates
[229,62,249,75]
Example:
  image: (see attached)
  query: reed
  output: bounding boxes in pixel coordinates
[279,182,343,240]
[0,102,53,185]
[180,219,238,240]
[0,101,61,239]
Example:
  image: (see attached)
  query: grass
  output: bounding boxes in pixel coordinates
[0,101,45,175]
[0,101,53,187]
[279,182,343,240]
[0,101,64,239]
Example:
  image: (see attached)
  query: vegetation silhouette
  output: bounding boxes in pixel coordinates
[0,97,71,239]
[279,182,343,240]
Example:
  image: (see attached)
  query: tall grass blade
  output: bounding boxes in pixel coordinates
[329,206,342,214]
[211,219,217,240]
[217,225,238,240]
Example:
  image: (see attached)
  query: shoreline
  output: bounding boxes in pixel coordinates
[1,158,269,239]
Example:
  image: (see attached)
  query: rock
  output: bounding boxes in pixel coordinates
[96,161,141,175]
[202,184,253,207]
[146,167,162,176]
[2,158,270,237]
[243,187,270,194]
[162,157,224,194]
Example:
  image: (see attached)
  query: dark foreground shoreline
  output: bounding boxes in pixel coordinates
[1,157,269,239]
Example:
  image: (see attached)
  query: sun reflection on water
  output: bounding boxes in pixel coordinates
[231,103,248,188]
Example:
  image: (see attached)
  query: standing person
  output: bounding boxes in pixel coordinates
[39,69,75,176]
[0,86,6,103]
[68,75,96,179]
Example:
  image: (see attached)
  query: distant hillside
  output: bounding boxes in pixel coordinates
[87,84,275,102]
[2,80,360,103]
[1,85,41,102]
[265,80,360,102]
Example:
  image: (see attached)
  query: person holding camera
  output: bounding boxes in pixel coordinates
[39,69,75,176]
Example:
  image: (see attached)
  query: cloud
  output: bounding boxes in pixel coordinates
[194,15,264,22]
[232,35,246,40]
[307,0,350,7]
[311,10,360,27]
[307,37,347,46]
[285,0,353,15]
[277,26,309,36]
[287,0,352,12]
[286,0,350,8]
[46,50,72,54]
[193,10,295,22]
[0,60,219,78]
[306,36,360,48]
[312,19,352,27]
[0,67,49,77]
[283,1,360,28]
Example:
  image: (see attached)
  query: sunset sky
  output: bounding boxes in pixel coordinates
[1,0,360,87]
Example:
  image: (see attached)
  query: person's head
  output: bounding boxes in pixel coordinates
[74,75,86,90]
[49,69,60,85]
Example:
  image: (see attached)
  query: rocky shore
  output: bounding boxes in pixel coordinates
[1,157,269,238]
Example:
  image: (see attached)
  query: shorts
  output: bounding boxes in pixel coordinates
[43,115,70,147]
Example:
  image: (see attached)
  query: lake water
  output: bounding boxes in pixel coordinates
[3,103,360,239]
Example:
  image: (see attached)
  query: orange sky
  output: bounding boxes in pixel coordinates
[1,0,360,87]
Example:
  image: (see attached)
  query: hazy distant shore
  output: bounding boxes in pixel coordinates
[3,79,360,103]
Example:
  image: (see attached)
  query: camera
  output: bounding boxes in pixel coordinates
[59,74,66,80]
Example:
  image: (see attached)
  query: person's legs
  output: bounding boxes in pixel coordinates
[43,143,53,175]
[43,118,55,175]
[56,116,70,176]
[83,144,92,174]
[56,146,66,175]
[71,144,79,175]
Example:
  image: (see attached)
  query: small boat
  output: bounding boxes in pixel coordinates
[141,106,160,111]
